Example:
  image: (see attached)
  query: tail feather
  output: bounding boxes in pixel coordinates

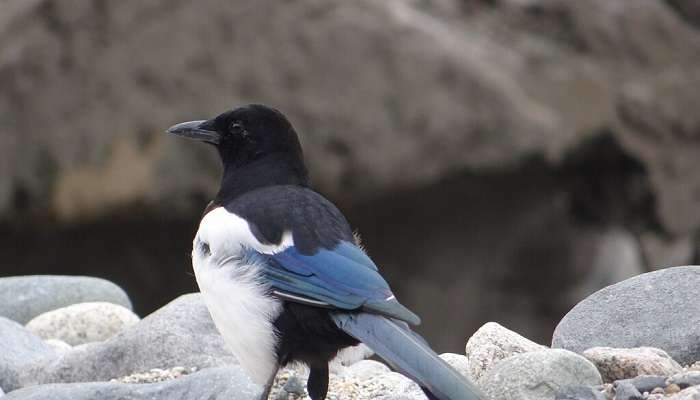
[331,312,485,400]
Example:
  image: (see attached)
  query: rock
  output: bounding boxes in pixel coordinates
[614,375,667,393]
[42,340,72,354]
[0,317,56,391]
[111,367,197,384]
[554,385,606,400]
[343,360,391,380]
[13,293,236,388]
[479,349,602,400]
[439,353,471,380]
[3,366,259,400]
[26,302,139,345]
[552,266,700,365]
[666,383,682,395]
[0,276,132,325]
[281,376,304,396]
[668,371,700,389]
[465,322,546,382]
[613,381,643,400]
[667,386,700,400]
[365,372,427,400]
[583,347,682,382]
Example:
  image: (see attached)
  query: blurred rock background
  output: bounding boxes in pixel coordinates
[1,0,699,352]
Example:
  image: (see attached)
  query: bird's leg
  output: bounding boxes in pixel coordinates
[307,363,329,400]
[258,365,279,400]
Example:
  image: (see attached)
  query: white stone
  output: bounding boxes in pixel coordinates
[465,322,546,382]
[439,353,471,380]
[26,302,139,345]
[343,359,391,380]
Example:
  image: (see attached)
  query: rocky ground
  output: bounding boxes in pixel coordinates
[0,266,699,399]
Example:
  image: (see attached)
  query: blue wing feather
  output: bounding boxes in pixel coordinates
[252,241,420,325]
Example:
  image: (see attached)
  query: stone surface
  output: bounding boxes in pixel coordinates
[465,321,546,382]
[668,371,700,389]
[0,317,56,392]
[553,266,700,365]
[613,381,644,400]
[615,375,667,393]
[3,366,259,400]
[0,276,132,325]
[439,353,471,380]
[583,347,682,382]
[42,339,71,354]
[13,293,236,388]
[26,302,139,345]
[667,386,700,400]
[554,385,606,400]
[342,360,391,380]
[111,367,197,384]
[480,349,602,400]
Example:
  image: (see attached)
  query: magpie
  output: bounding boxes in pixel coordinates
[167,104,484,400]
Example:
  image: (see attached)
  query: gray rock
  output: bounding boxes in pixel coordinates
[583,347,682,382]
[615,375,667,393]
[14,293,236,388]
[282,376,304,396]
[613,381,643,400]
[465,322,546,382]
[667,386,700,400]
[26,302,139,345]
[554,385,606,400]
[0,317,56,391]
[668,371,700,389]
[480,349,602,400]
[0,276,132,324]
[3,366,259,400]
[552,266,700,365]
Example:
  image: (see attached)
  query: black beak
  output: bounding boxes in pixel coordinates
[166,119,220,144]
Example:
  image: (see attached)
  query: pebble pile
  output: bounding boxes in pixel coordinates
[0,266,698,399]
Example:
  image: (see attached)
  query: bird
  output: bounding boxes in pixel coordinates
[166,104,484,400]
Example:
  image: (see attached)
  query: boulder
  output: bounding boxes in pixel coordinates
[0,318,56,392]
[3,366,259,400]
[0,276,132,325]
[465,322,546,382]
[26,302,139,345]
[479,349,602,400]
[14,293,236,388]
[552,266,700,365]
[583,347,682,382]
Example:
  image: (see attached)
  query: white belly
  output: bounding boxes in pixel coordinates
[193,247,282,384]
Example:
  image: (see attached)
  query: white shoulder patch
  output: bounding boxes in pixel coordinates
[197,207,294,261]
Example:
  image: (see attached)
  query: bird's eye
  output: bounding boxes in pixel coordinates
[229,122,246,136]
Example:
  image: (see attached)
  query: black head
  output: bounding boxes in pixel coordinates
[167,104,310,197]
[168,104,304,166]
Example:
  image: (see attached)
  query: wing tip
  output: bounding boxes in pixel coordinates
[365,298,422,326]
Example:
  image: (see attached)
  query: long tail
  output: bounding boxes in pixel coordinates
[331,312,485,400]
